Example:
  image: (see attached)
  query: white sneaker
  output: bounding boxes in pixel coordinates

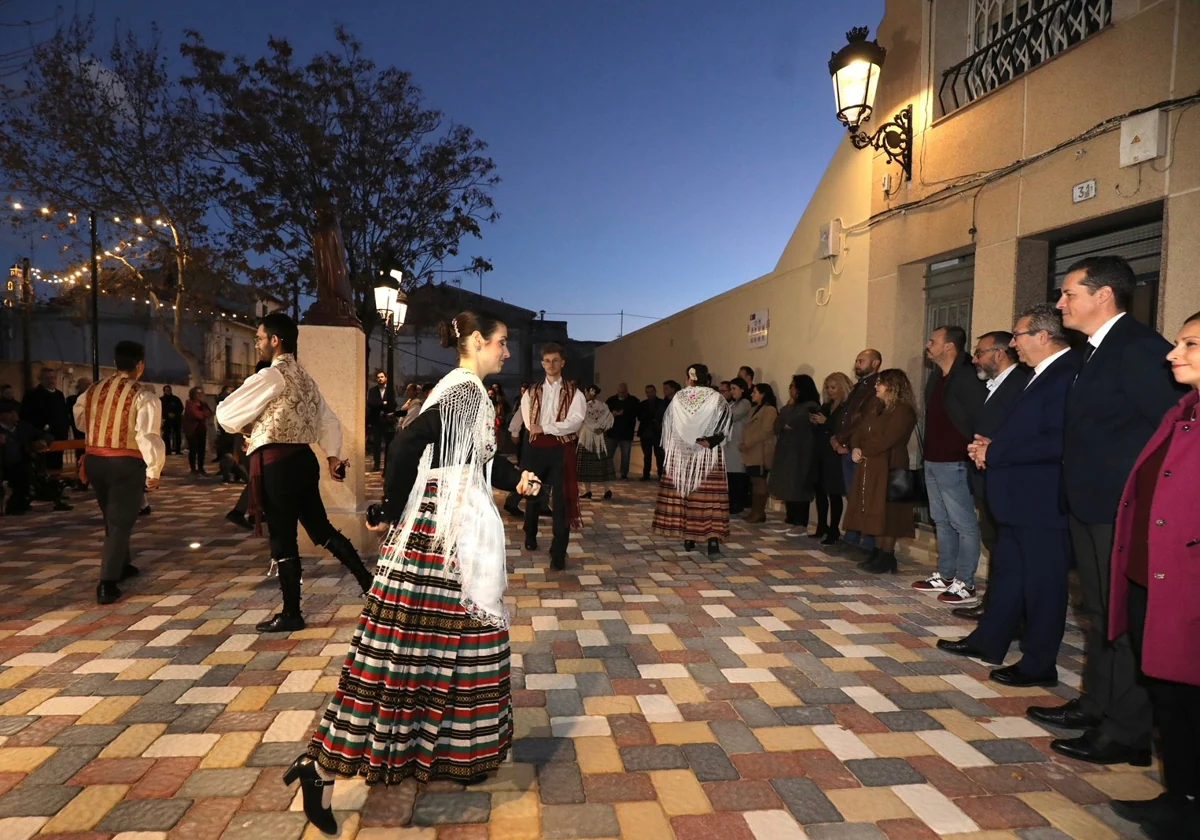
[785,529,809,537]
[912,573,952,593]
[769,526,792,533]
[938,579,979,605]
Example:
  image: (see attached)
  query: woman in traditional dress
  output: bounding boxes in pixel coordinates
[724,378,752,514]
[577,385,615,500]
[844,368,918,574]
[653,363,732,555]
[286,311,542,835]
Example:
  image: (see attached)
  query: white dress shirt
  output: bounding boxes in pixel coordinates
[985,363,1018,402]
[73,386,167,480]
[216,366,342,458]
[1088,312,1125,351]
[521,378,586,437]
[1026,347,1072,388]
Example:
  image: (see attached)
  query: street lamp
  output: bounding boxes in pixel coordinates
[829,26,913,181]
[374,269,408,383]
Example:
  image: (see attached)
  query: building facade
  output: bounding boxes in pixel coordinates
[597,0,1199,410]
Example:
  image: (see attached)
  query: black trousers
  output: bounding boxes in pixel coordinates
[640,439,663,478]
[727,472,750,513]
[967,525,1070,677]
[163,418,182,454]
[1070,516,1153,748]
[2,458,32,511]
[814,493,843,533]
[1128,582,1200,797]
[87,455,144,583]
[371,421,394,470]
[188,429,207,472]
[262,447,337,560]
[522,443,570,562]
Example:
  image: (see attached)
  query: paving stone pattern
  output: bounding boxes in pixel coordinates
[0,460,1159,838]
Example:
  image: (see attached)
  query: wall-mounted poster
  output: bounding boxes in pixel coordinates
[748,310,769,348]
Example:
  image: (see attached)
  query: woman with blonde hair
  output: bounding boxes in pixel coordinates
[844,369,918,573]
[807,372,853,543]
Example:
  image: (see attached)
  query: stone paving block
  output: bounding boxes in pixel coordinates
[246,741,308,767]
[874,710,944,732]
[537,762,586,804]
[410,791,491,825]
[216,810,308,840]
[0,785,81,818]
[843,757,926,787]
[770,777,844,825]
[681,742,739,782]
[177,767,262,798]
[541,803,620,839]
[710,719,764,754]
[511,737,575,765]
[971,738,1052,765]
[775,705,837,726]
[95,797,195,832]
[619,745,689,772]
[804,824,888,839]
[23,744,103,786]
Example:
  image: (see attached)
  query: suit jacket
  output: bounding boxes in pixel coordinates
[923,355,987,440]
[985,351,1079,529]
[1063,314,1186,524]
[969,364,1032,498]
[366,384,396,428]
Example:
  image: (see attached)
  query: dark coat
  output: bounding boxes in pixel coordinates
[984,352,1077,529]
[969,364,1032,498]
[606,394,641,440]
[833,373,878,445]
[812,400,846,496]
[160,394,184,422]
[923,354,987,440]
[1110,390,1200,686]
[844,403,917,538]
[637,397,665,444]
[19,386,70,440]
[768,400,818,502]
[1064,314,1186,524]
[367,383,397,430]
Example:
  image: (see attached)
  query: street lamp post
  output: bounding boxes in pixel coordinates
[373,269,408,386]
[829,26,913,181]
[89,211,100,381]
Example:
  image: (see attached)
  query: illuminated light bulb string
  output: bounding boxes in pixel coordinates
[8,201,251,322]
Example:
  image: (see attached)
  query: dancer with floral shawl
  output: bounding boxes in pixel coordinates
[285,311,541,835]
[577,384,615,499]
[653,363,732,555]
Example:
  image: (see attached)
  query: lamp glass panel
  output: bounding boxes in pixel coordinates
[833,59,880,129]
[392,300,408,328]
[374,284,398,323]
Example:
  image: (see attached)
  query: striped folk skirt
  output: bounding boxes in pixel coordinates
[307,482,512,784]
[576,446,615,483]
[653,462,731,541]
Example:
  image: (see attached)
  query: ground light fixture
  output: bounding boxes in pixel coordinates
[829,26,913,181]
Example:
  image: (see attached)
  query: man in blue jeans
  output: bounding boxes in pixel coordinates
[831,348,883,549]
[912,325,987,604]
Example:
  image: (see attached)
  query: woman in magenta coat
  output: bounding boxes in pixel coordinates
[1107,310,1200,839]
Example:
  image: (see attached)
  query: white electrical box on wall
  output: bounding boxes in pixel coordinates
[1120,110,1168,168]
[819,218,843,259]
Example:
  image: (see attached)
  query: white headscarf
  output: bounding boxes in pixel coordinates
[662,386,731,497]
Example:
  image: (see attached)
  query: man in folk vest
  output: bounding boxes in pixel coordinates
[520,342,585,570]
[73,341,166,605]
[216,312,374,633]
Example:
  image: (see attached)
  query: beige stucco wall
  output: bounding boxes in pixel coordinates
[597,0,1199,403]
[595,139,875,397]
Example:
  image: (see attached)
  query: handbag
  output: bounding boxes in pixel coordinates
[886,422,927,503]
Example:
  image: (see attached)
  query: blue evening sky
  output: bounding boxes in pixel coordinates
[5,0,884,341]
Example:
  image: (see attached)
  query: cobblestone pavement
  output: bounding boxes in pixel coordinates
[0,459,1158,840]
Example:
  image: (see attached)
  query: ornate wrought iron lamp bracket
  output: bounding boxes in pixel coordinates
[849,104,912,181]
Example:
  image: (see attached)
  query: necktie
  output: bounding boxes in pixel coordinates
[1081,344,1095,365]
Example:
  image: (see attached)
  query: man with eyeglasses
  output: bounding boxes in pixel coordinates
[953,331,1031,621]
[520,342,586,570]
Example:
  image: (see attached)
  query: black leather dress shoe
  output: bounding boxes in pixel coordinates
[1026,698,1100,730]
[1111,792,1188,826]
[936,638,1003,664]
[989,663,1057,688]
[1050,730,1152,766]
[524,537,538,551]
[96,582,122,605]
[549,555,566,571]
[256,612,306,634]
[952,604,986,621]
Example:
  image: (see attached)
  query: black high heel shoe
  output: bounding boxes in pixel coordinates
[707,538,720,556]
[683,540,696,551]
[282,754,337,835]
[580,491,593,500]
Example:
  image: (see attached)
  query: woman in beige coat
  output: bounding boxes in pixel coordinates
[844,369,917,573]
[739,383,779,523]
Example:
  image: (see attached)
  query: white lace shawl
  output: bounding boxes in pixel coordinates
[378,367,509,628]
[578,399,613,456]
[662,386,732,497]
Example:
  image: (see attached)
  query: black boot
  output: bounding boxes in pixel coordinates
[857,548,880,569]
[864,550,898,574]
[325,532,374,594]
[684,540,696,551]
[257,559,306,633]
[820,528,840,545]
[283,754,337,835]
[707,538,720,556]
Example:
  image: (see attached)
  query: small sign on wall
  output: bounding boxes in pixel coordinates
[748,310,769,348]
[1072,179,1097,203]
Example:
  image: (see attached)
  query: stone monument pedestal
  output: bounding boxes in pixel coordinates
[297,325,375,556]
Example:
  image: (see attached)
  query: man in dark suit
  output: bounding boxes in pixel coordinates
[366,370,396,472]
[938,305,1076,686]
[20,368,70,471]
[160,385,184,455]
[954,330,1031,621]
[1025,255,1185,766]
[636,384,665,480]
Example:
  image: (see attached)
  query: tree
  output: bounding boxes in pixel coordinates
[0,16,233,385]
[180,27,499,359]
